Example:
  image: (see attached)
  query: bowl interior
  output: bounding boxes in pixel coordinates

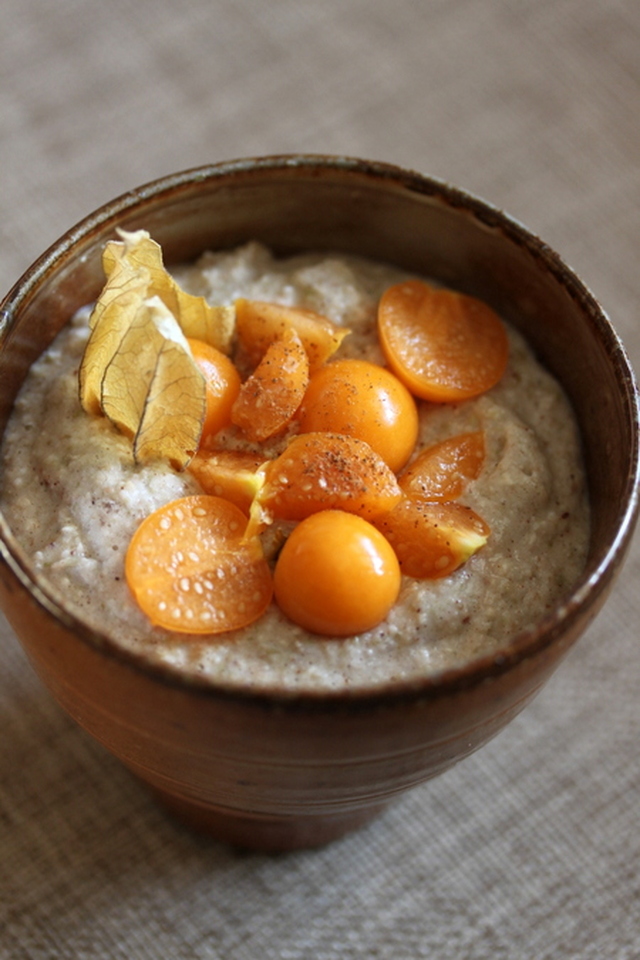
[1,156,638,685]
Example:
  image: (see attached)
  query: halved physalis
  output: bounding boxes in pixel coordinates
[235,298,350,373]
[187,338,241,442]
[248,432,403,536]
[274,510,401,636]
[125,495,273,634]
[188,449,264,513]
[374,497,490,579]
[378,280,509,402]
[231,327,310,442]
[399,431,486,501]
[297,358,419,473]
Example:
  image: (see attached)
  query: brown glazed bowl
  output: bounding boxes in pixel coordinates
[1,156,638,852]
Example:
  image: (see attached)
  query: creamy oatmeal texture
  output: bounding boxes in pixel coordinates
[0,243,590,691]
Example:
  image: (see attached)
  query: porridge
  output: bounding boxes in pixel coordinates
[0,238,590,691]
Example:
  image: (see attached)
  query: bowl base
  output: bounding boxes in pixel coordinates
[151,788,387,853]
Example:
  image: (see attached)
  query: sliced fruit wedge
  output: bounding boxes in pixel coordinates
[188,449,264,513]
[399,431,485,501]
[235,298,350,373]
[231,327,310,442]
[374,497,490,579]
[247,431,403,537]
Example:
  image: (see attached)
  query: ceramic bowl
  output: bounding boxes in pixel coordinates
[1,156,638,851]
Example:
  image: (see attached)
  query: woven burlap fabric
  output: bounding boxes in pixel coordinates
[1,1,639,956]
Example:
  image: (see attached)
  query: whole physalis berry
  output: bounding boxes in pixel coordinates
[273,510,401,636]
[125,495,272,634]
[378,280,509,402]
[297,358,419,472]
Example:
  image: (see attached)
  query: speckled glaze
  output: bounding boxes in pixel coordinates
[1,156,638,851]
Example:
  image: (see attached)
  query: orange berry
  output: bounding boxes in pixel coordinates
[231,328,309,442]
[399,431,485,500]
[298,358,419,472]
[274,510,401,636]
[235,298,350,373]
[187,338,241,442]
[378,280,509,402]
[374,497,490,579]
[125,495,272,634]
[188,449,264,513]
[248,432,403,535]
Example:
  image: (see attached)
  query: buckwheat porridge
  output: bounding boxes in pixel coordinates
[0,240,589,691]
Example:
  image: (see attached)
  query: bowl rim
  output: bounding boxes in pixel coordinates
[1,153,639,708]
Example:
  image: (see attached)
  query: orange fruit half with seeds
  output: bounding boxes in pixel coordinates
[247,432,403,537]
[125,495,272,634]
[378,280,509,402]
[188,449,264,513]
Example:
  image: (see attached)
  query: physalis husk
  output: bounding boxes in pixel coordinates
[79,230,236,469]
[102,230,235,354]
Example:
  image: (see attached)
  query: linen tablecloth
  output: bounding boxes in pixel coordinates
[1,1,639,956]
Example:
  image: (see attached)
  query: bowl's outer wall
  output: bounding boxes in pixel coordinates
[1,159,638,848]
[0,556,610,817]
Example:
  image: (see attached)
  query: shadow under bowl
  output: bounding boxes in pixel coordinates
[0,155,638,851]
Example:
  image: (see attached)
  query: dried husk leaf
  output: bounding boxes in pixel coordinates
[106,230,236,354]
[179,302,236,356]
[134,336,207,470]
[99,297,191,439]
[79,262,150,414]
[79,230,234,466]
